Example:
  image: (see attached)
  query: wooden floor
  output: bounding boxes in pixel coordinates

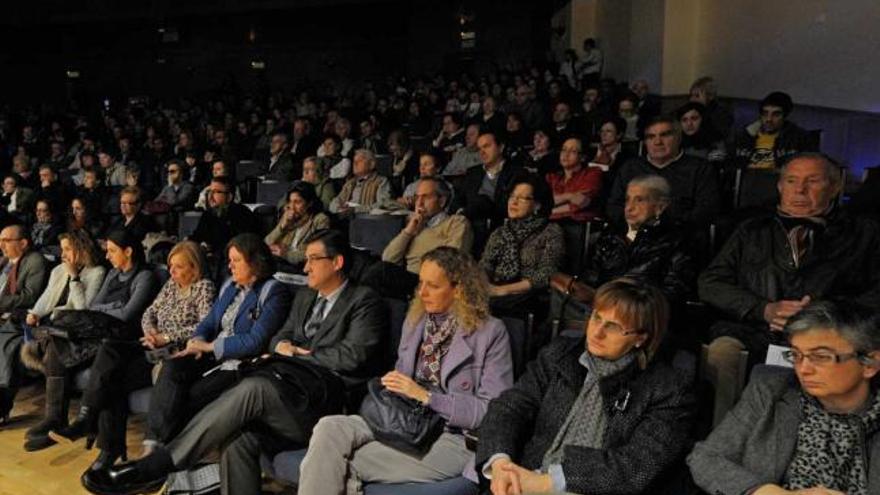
[0,383,156,495]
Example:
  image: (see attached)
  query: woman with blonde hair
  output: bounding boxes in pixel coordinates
[50,240,215,472]
[298,246,514,493]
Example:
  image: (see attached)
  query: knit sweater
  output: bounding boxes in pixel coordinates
[382,214,474,274]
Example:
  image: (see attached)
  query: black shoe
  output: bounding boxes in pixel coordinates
[81,461,165,495]
[87,450,127,472]
[49,409,96,448]
[23,433,57,452]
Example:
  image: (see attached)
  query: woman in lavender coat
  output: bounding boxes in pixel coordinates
[298,246,514,493]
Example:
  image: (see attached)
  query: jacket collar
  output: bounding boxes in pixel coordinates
[399,315,475,388]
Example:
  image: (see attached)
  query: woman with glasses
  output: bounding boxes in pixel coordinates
[689,300,880,495]
[141,233,290,452]
[479,172,564,316]
[265,181,331,270]
[546,137,603,222]
[476,278,695,494]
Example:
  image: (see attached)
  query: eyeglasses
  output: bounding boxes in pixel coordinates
[589,311,642,337]
[508,195,534,204]
[304,255,333,265]
[781,349,863,367]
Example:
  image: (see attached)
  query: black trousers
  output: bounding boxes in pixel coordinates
[82,339,153,454]
[147,355,239,444]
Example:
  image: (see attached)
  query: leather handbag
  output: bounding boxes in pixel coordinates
[549,272,596,304]
[359,377,445,456]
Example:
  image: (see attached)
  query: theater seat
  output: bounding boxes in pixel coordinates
[261,448,478,495]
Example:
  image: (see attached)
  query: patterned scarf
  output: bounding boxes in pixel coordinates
[541,351,636,470]
[415,313,458,387]
[775,206,831,268]
[785,390,880,495]
[489,214,548,284]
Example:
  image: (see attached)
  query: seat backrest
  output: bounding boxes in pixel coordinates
[384,297,410,367]
[178,211,203,239]
[735,168,779,210]
[236,160,267,181]
[375,154,394,178]
[256,181,294,205]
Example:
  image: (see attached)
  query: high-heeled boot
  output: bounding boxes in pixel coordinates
[49,404,97,448]
[24,376,69,451]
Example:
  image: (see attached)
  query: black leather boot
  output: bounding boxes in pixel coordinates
[50,404,97,448]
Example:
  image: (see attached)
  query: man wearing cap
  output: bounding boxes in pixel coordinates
[733,91,817,170]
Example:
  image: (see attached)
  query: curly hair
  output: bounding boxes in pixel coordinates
[58,229,101,270]
[405,247,491,334]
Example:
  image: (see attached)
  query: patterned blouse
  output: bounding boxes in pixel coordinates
[141,278,216,344]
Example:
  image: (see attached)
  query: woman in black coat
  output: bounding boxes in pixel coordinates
[476,278,694,495]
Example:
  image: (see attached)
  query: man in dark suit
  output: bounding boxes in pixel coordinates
[190,176,258,256]
[265,131,297,182]
[0,223,49,420]
[456,131,523,255]
[83,229,388,495]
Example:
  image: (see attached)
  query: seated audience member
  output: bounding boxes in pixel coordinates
[194,159,241,210]
[97,149,127,188]
[50,241,215,473]
[503,112,531,158]
[142,234,289,451]
[289,117,318,169]
[733,91,817,170]
[387,129,419,192]
[104,186,160,244]
[363,177,473,299]
[21,229,157,451]
[190,176,259,258]
[35,164,71,211]
[302,156,336,210]
[525,128,557,176]
[317,134,352,180]
[617,94,641,143]
[699,152,880,426]
[265,182,331,269]
[480,173,564,315]
[689,76,734,139]
[689,300,880,495]
[76,168,107,216]
[547,137,603,222]
[550,176,694,327]
[589,116,631,172]
[677,102,727,163]
[83,229,386,495]
[476,95,506,137]
[576,85,606,143]
[1,175,35,220]
[432,112,466,164]
[605,116,720,228]
[477,279,695,495]
[152,159,196,211]
[443,123,482,178]
[632,79,662,129]
[358,118,384,155]
[299,247,514,491]
[549,101,582,148]
[31,200,63,255]
[0,224,50,421]
[399,151,446,207]
[265,131,297,182]
[328,149,392,217]
[458,131,523,251]
[68,198,105,241]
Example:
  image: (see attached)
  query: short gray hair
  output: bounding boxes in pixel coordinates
[785,300,880,358]
[779,152,842,188]
[353,149,376,167]
[628,175,671,204]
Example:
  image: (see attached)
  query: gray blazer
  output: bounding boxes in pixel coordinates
[0,250,48,313]
[688,365,880,494]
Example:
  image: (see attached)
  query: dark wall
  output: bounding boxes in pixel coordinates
[0,0,553,105]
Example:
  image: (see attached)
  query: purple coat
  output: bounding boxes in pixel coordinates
[396,314,514,481]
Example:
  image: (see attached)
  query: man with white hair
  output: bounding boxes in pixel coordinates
[329,149,391,217]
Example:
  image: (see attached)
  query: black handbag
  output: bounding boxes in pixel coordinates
[33,309,132,342]
[359,377,445,456]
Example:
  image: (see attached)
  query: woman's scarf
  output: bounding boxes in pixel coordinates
[489,214,548,284]
[415,313,458,387]
[785,391,880,495]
